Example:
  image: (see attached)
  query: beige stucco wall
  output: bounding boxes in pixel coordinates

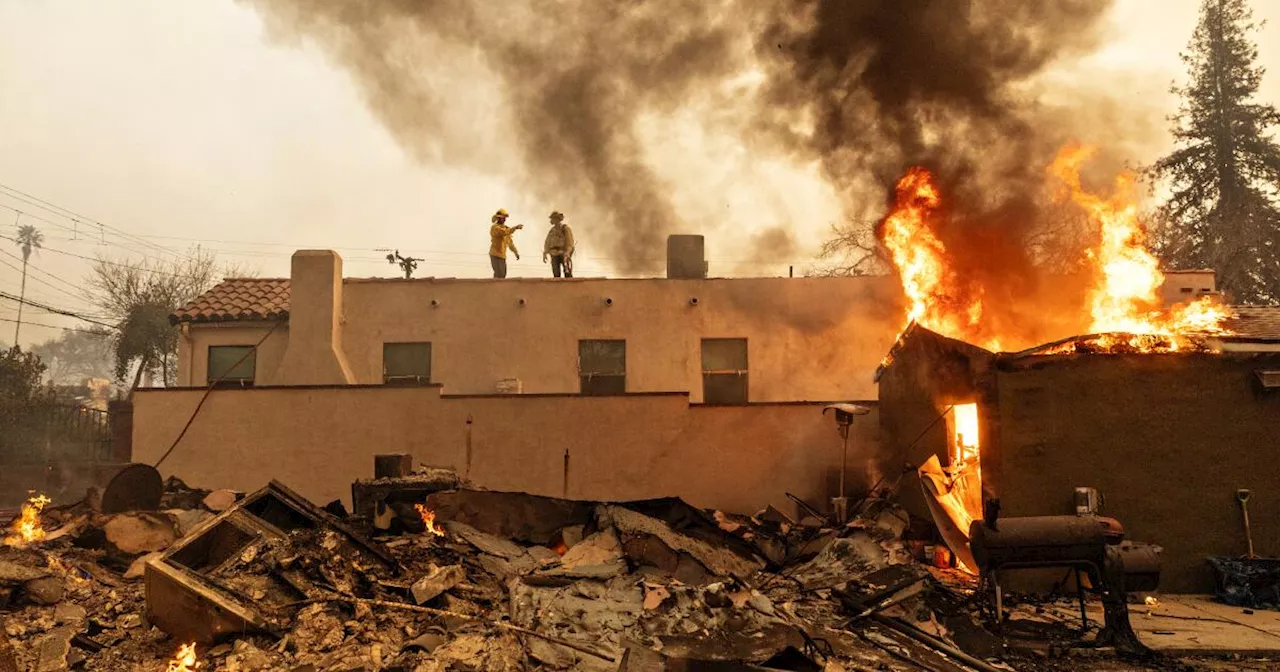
[176,322,290,387]
[183,274,904,401]
[132,386,881,515]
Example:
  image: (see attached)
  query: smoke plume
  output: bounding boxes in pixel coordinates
[245,0,1115,277]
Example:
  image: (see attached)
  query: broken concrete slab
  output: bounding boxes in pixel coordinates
[23,576,65,605]
[31,627,74,672]
[478,553,538,581]
[561,525,586,550]
[125,551,164,580]
[202,489,241,512]
[411,564,465,604]
[424,489,593,545]
[446,521,528,560]
[103,512,177,555]
[0,560,50,585]
[560,528,622,569]
[602,505,764,580]
[53,603,87,624]
[525,562,628,586]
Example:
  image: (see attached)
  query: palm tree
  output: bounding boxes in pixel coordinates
[13,224,43,344]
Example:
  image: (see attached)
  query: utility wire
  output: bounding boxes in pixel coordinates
[0,291,117,329]
[153,319,285,469]
[0,233,198,279]
[0,246,90,294]
[0,316,110,336]
[0,254,99,310]
[0,183,185,260]
[0,204,185,268]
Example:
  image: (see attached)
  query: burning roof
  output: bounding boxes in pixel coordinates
[876,145,1236,361]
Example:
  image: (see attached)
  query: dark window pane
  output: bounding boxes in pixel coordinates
[208,346,255,384]
[581,374,627,396]
[579,340,625,375]
[384,343,432,383]
[703,373,748,404]
[702,339,747,372]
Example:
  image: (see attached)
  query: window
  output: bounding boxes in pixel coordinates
[384,343,432,385]
[208,346,256,386]
[701,338,748,404]
[579,340,625,395]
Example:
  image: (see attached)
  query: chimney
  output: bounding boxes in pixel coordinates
[666,235,707,279]
[270,250,355,385]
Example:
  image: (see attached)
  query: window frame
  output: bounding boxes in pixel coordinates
[578,339,626,396]
[383,342,433,386]
[207,345,257,387]
[701,338,748,404]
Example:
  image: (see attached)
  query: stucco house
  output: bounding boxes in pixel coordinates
[132,243,903,513]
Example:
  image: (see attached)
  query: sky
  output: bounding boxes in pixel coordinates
[0,0,1278,347]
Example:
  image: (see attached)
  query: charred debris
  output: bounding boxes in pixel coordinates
[0,457,1242,672]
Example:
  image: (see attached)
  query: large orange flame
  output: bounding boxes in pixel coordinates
[1048,145,1231,352]
[3,493,51,548]
[880,145,1231,355]
[880,167,1001,351]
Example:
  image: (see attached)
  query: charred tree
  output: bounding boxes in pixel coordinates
[1150,0,1280,304]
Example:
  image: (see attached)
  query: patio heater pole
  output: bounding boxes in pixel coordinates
[824,404,871,525]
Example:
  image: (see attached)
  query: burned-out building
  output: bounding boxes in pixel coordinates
[877,315,1280,592]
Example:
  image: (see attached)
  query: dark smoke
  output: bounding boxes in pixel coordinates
[245,0,1114,277]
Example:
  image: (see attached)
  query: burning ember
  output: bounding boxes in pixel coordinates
[166,643,201,671]
[1145,596,1160,607]
[4,493,51,548]
[414,504,446,537]
[47,555,89,585]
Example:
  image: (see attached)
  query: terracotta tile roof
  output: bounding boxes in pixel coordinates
[170,278,291,324]
[1225,306,1280,341]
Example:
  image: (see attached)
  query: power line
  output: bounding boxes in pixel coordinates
[0,183,186,260]
[0,203,185,268]
[0,233,198,279]
[0,291,116,329]
[0,316,110,336]
[0,252,99,310]
[0,246,89,294]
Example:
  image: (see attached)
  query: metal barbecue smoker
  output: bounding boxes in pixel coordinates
[968,501,1162,654]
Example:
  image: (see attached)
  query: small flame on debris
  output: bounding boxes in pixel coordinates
[46,555,88,585]
[166,643,200,672]
[414,504,446,537]
[3,493,52,548]
[550,539,569,556]
[1145,596,1159,607]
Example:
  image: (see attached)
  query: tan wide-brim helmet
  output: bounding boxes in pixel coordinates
[550,211,564,222]
[493,208,509,223]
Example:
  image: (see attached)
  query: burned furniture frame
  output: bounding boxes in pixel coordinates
[146,480,399,644]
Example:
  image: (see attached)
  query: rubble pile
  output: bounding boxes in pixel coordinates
[4,472,1242,671]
